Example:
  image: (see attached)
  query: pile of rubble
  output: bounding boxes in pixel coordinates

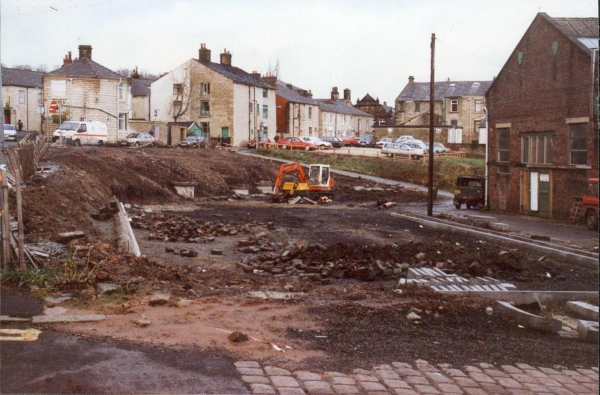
[237,236,410,283]
[131,213,275,243]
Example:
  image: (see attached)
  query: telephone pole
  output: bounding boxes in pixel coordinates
[427,33,436,216]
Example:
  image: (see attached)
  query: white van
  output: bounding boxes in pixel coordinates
[53,121,108,146]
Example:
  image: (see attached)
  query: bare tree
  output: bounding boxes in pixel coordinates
[13,64,32,70]
[139,69,159,80]
[167,63,208,123]
[116,68,132,78]
[266,58,281,80]
[36,64,48,72]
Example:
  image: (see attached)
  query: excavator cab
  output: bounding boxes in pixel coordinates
[308,164,331,188]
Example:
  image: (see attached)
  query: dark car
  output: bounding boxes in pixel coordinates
[319,136,343,148]
[453,176,485,209]
[179,135,205,148]
[340,137,360,147]
[358,135,376,147]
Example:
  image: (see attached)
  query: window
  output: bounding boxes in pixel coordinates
[263,105,268,118]
[497,128,510,164]
[358,119,362,131]
[256,103,259,114]
[263,89,268,98]
[37,92,42,105]
[309,127,313,136]
[521,133,553,164]
[474,120,480,132]
[172,101,182,115]
[569,123,588,165]
[475,100,482,112]
[263,126,268,137]
[200,101,210,116]
[18,90,25,103]
[249,102,253,113]
[200,122,210,137]
[415,102,421,112]
[50,80,66,98]
[201,83,210,95]
[450,99,459,112]
[118,113,127,130]
[378,119,385,126]
[308,107,312,119]
[118,83,127,101]
[450,120,458,128]
[173,84,183,96]
[323,114,327,123]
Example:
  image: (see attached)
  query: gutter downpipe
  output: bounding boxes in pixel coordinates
[115,78,121,144]
[484,106,489,208]
[248,86,251,143]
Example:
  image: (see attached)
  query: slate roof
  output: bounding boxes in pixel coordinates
[316,99,372,117]
[194,59,274,89]
[275,80,318,105]
[48,57,123,79]
[2,67,43,88]
[395,80,492,102]
[541,13,599,54]
[131,78,153,97]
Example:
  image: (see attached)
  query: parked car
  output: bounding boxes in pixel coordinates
[340,137,360,147]
[319,136,344,148]
[582,178,598,230]
[247,137,271,149]
[376,137,393,148]
[395,135,415,144]
[53,121,108,146]
[300,136,332,149]
[358,135,376,147]
[277,137,316,150]
[179,135,205,148]
[453,176,485,209]
[382,142,424,157]
[404,141,428,152]
[122,132,155,146]
[3,124,17,141]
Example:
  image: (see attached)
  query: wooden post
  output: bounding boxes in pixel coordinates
[15,167,25,270]
[427,33,436,217]
[1,172,9,266]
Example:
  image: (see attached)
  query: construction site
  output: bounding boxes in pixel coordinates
[0,143,597,388]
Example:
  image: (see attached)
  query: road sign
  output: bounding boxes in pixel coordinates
[48,100,58,114]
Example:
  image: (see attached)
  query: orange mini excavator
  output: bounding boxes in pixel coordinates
[272,163,335,202]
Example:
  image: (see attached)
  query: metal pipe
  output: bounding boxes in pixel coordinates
[427,33,436,216]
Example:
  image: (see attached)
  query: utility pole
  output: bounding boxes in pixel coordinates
[427,33,436,217]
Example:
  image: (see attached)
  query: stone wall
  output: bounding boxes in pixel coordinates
[2,85,43,132]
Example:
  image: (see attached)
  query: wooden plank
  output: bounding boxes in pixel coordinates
[14,167,25,270]
[2,172,11,266]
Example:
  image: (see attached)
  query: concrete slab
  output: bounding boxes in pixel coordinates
[495,301,562,332]
[565,301,599,321]
[0,316,32,323]
[489,222,510,232]
[31,314,106,324]
[577,320,599,343]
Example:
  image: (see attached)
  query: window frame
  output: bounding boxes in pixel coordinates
[497,128,510,166]
[118,83,127,101]
[568,123,588,165]
[18,90,25,104]
[118,113,128,131]
[172,100,182,115]
[521,132,554,165]
[200,100,210,116]
[173,84,183,96]
[414,102,421,113]
[201,83,210,95]
[450,99,459,113]
[262,105,268,119]
[475,99,482,112]
[262,89,268,98]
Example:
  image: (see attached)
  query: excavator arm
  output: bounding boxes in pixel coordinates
[272,163,308,196]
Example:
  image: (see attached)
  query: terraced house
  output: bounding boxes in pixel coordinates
[316,87,373,137]
[486,13,598,219]
[1,67,44,131]
[151,44,276,146]
[42,45,131,142]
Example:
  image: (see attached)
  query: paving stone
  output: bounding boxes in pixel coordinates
[463,389,487,395]
[271,376,300,388]
[235,361,261,368]
[359,381,387,391]
[374,364,394,370]
[479,382,508,393]
[496,377,525,389]
[537,377,562,387]
[265,366,291,376]
[515,363,536,371]
[395,368,422,377]
[352,368,371,375]
[539,367,562,375]
[572,375,594,383]
[392,362,413,369]
[582,382,600,390]
[505,390,533,395]
[479,363,495,369]
[250,383,276,394]
[522,382,550,392]
[546,387,575,395]
[564,383,591,393]
[484,369,509,378]
[576,369,597,376]
[365,392,390,395]
[469,372,495,384]
[377,370,400,379]
[330,377,354,385]
[415,363,439,373]
[382,379,411,389]
[295,371,322,381]
[425,372,452,383]
[304,381,334,394]
[525,370,549,379]
[562,369,583,377]
[239,367,265,376]
[453,377,479,387]
[444,368,467,377]
[464,366,483,373]
[552,375,577,385]
[510,373,539,384]
[501,365,524,374]
[592,367,598,373]
[324,372,347,378]
[413,384,440,394]
[437,383,463,393]
[355,374,379,382]
[405,376,430,385]
[332,384,360,394]
[392,389,418,395]
[279,388,306,395]
[243,376,271,384]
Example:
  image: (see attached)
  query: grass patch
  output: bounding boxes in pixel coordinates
[1,268,53,290]
[257,149,484,190]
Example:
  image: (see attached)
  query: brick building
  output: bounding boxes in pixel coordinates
[355,93,394,127]
[2,67,44,132]
[151,44,275,146]
[316,88,373,137]
[394,77,491,145]
[43,45,131,142]
[486,13,598,219]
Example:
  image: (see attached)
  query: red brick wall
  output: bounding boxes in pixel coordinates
[276,95,288,136]
[486,14,598,219]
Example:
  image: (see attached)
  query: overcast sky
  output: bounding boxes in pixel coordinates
[1,0,597,103]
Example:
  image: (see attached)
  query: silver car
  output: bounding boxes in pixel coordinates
[124,132,155,146]
[3,124,17,141]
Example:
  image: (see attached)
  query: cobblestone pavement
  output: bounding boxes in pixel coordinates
[235,360,599,395]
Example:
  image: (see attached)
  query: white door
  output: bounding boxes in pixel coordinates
[530,172,539,211]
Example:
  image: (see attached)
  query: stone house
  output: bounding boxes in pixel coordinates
[486,13,598,219]
[262,77,320,138]
[394,77,491,144]
[355,94,394,127]
[316,88,373,137]
[43,45,131,142]
[128,78,154,135]
[150,44,276,147]
[2,67,44,132]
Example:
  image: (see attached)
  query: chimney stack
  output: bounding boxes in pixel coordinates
[220,48,232,66]
[78,45,92,60]
[251,70,262,80]
[262,72,277,86]
[408,76,415,83]
[62,51,73,67]
[343,88,351,102]
[331,87,339,100]
[199,43,211,63]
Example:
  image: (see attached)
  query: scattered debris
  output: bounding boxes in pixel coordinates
[31,315,106,324]
[97,283,120,295]
[133,314,151,327]
[378,201,396,210]
[148,293,171,306]
[406,312,421,320]
[0,316,32,323]
[577,320,599,343]
[228,331,249,342]
[44,295,72,304]
[565,301,599,321]
[91,201,119,221]
[494,301,562,332]
[530,234,551,241]
[0,328,41,342]
[57,231,86,244]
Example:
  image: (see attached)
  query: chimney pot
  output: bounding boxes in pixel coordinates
[408,76,415,83]
[262,74,277,86]
[199,44,211,62]
[331,87,339,101]
[343,88,351,102]
[78,45,93,60]
[220,49,232,66]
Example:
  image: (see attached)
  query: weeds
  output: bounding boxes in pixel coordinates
[0,268,52,289]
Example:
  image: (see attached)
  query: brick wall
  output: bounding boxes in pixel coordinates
[486,14,599,219]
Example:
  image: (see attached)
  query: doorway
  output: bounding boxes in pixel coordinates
[529,171,551,217]
[4,108,11,124]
